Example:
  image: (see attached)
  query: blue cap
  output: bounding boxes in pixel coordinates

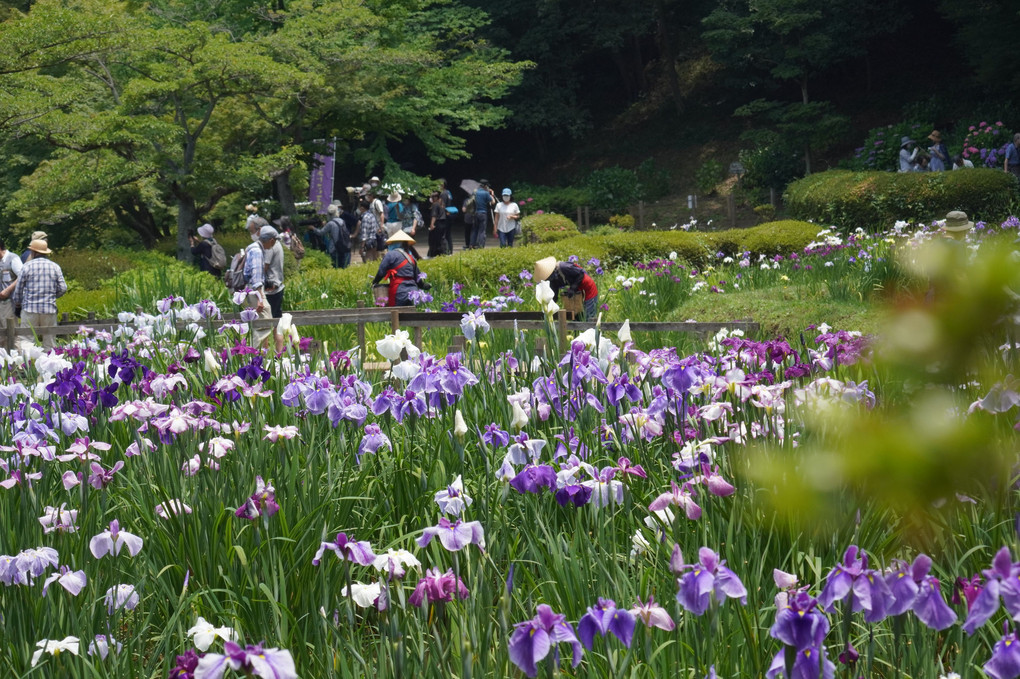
[501,188,512,196]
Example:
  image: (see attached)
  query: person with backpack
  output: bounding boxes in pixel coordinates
[371,231,426,307]
[357,200,381,263]
[383,189,404,237]
[189,223,226,278]
[472,180,495,249]
[462,194,475,250]
[427,191,448,258]
[309,204,351,269]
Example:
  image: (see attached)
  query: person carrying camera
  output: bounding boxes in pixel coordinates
[534,256,599,321]
[371,231,428,307]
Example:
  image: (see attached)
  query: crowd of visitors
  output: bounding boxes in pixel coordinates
[898,130,984,173]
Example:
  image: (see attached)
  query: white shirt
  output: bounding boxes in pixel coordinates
[0,249,23,287]
[953,159,974,170]
[495,200,521,233]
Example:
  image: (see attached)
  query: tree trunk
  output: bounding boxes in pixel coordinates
[176,193,198,263]
[801,78,811,174]
[654,0,684,117]
[112,200,159,248]
[274,170,298,218]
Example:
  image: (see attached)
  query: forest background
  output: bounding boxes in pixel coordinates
[0,0,1016,260]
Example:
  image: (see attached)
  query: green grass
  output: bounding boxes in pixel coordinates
[667,284,889,337]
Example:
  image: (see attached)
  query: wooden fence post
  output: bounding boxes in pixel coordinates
[390,309,400,332]
[61,313,68,323]
[5,318,14,352]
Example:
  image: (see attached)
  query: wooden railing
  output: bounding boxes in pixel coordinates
[4,306,758,356]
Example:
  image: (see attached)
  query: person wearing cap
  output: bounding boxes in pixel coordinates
[384,189,404,237]
[261,226,286,321]
[898,137,918,173]
[21,230,47,263]
[0,238,23,324]
[6,239,66,351]
[927,130,948,172]
[472,180,495,249]
[189,223,222,277]
[371,231,423,307]
[534,256,599,321]
[310,204,348,268]
[494,187,521,248]
[1005,133,1020,180]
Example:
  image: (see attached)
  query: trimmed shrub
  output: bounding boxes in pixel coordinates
[785,169,1018,231]
[585,166,640,213]
[520,213,581,244]
[510,184,589,215]
[731,220,820,256]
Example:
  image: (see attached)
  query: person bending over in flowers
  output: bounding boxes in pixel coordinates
[371,231,428,307]
[534,256,599,321]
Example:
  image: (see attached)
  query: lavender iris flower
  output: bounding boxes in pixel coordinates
[357,424,391,463]
[417,517,486,552]
[964,546,1020,635]
[770,590,830,651]
[985,623,1020,679]
[312,532,376,566]
[631,595,675,631]
[41,567,87,597]
[884,554,957,630]
[765,645,836,679]
[235,476,279,521]
[408,567,470,607]
[89,520,143,559]
[554,484,593,507]
[577,598,636,649]
[87,461,125,490]
[648,480,702,520]
[507,604,583,678]
[675,547,747,616]
[434,475,472,516]
[194,641,297,679]
[817,545,893,623]
[104,584,139,613]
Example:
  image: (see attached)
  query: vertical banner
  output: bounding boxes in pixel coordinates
[308,139,336,214]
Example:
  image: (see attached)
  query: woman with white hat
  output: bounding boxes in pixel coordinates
[189,223,223,277]
[534,256,599,321]
[371,231,425,307]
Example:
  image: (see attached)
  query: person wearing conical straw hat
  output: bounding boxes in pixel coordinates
[372,231,426,307]
[534,256,599,321]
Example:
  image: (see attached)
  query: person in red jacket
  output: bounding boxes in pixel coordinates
[534,256,598,321]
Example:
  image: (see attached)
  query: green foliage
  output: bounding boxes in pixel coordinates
[753,204,776,222]
[738,144,803,204]
[519,213,581,244]
[785,169,1019,231]
[844,121,931,171]
[52,249,140,290]
[635,158,671,201]
[510,184,589,215]
[584,166,639,213]
[299,248,334,273]
[608,213,634,229]
[693,158,725,195]
[736,220,821,255]
[585,224,622,237]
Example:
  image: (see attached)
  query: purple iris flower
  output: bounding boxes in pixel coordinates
[770,590,830,651]
[509,464,557,494]
[87,461,125,490]
[555,484,593,507]
[168,649,200,678]
[985,623,1020,679]
[964,546,1020,635]
[507,604,583,678]
[417,517,486,552]
[14,546,59,581]
[577,598,636,649]
[765,644,836,679]
[394,389,427,422]
[357,424,392,463]
[606,375,642,407]
[235,476,279,521]
[408,567,470,607]
[884,554,957,630]
[439,353,479,397]
[482,423,510,447]
[312,532,376,566]
[817,545,893,623]
[372,386,399,417]
[675,547,747,616]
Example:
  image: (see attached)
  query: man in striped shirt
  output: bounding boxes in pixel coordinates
[9,239,66,351]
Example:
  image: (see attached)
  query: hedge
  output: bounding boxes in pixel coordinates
[520,213,581,244]
[785,168,1018,231]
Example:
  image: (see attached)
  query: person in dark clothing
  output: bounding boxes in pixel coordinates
[371,231,423,307]
[189,223,223,278]
[427,191,447,258]
[534,256,599,321]
[472,180,495,248]
[439,179,455,254]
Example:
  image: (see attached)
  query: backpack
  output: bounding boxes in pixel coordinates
[206,238,227,271]
[288,233,305,260]
[223,248,250,292]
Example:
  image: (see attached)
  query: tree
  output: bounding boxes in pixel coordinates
[702,0,900,173]
[0,0,526,259]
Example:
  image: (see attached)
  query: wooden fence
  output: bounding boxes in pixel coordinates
[4,306,758,357]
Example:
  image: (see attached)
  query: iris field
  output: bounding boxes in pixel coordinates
[3,218,1020,678]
